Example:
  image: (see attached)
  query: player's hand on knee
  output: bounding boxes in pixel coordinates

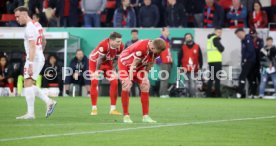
[122,79,132,91]
[140,78,150,92]
[92,71,100,80]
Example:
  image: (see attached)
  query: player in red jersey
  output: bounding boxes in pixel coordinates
[118,38,166,123]
[89,32,124,116]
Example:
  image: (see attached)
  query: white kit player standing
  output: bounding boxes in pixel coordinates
[14,6,57,120]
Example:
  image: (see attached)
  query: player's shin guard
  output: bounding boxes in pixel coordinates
[121,90,130,115]
[90,80,99,106]
[141,92,149,116]
[110,79,118,106]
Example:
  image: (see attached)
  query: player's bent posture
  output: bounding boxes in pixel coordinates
[118,39,166,123]
[14,6,57,120]
[89,32,124,116]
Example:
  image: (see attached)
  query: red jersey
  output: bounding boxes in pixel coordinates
[119,40,157,70]
[160,40,172,64]
[89,38,124,65]
[181,43,200,72]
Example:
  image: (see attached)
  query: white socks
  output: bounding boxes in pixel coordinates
[32,85,51,105]
[110,105,116,111]
[24,87,35,116]
[92,106,116,111]
[24,86,52,116]
[92,106,97,110]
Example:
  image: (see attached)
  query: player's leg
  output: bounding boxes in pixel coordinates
[32,85,57,118]
[118,61,133,123]
[90,79,99,115]
[16,78,36,120]
[137,71,156,123]
[33,61,57,118]
[89,60,99,115]
[121,80,132,123]
[16,61,35,119]
[105,69,121,115]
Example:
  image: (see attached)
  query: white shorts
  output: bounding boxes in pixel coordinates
[24,60,45,80]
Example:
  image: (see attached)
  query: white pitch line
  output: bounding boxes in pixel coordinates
[0,123,167,127]
[0,115,276,142]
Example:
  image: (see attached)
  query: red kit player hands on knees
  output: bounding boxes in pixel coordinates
[89,32,124,116]
[118,39,166,123]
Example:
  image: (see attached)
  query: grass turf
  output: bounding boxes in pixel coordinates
[0,96,276,146]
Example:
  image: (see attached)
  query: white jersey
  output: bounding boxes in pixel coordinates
[24,21,45,62]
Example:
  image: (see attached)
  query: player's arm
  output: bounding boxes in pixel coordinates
[96,54,105,70]
[129,58,141,80]
[112,57,118,70]
[42,34,46,50]
[28,40,36,75]
[29,40,36,62]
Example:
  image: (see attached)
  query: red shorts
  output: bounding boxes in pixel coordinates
[118,60,147,84]
[89,60,116,80]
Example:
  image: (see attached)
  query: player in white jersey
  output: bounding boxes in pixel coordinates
[14,6,57,120]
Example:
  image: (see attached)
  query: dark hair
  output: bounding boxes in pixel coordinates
[47,54,58,65]
[14,6,29,13]
[76,49,83,53]
[253,1,262,11]
[184,33,193,40]
[235,27,245,34]
[266,37,273,41]
[131,29,138,33]
[0,55,8,68]
[153,38,166,51]
[109,32,122,40]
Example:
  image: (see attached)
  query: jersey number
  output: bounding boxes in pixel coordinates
[36,29,43,45]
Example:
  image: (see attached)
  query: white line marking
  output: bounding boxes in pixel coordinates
[0,123,167,127]
[0,115,275,142]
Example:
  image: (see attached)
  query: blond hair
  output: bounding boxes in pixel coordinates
[153,38,166,52]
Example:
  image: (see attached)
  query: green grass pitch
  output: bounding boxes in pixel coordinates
[0,96,276,146]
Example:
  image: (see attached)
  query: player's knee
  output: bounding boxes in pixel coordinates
[122,82,132,92]
[140,80,150,92]
[122,87,131,92]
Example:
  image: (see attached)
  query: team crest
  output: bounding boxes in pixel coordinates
[136,51,142,57]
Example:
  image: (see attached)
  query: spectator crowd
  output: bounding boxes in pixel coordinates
[0,0,276,28]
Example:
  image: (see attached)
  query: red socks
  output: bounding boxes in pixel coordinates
[141,92,149,115]
[91,78,118,107]
[121,90,129,115]
[109,80,118,106]
[90,80,98,106]
[121,91,149,116]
